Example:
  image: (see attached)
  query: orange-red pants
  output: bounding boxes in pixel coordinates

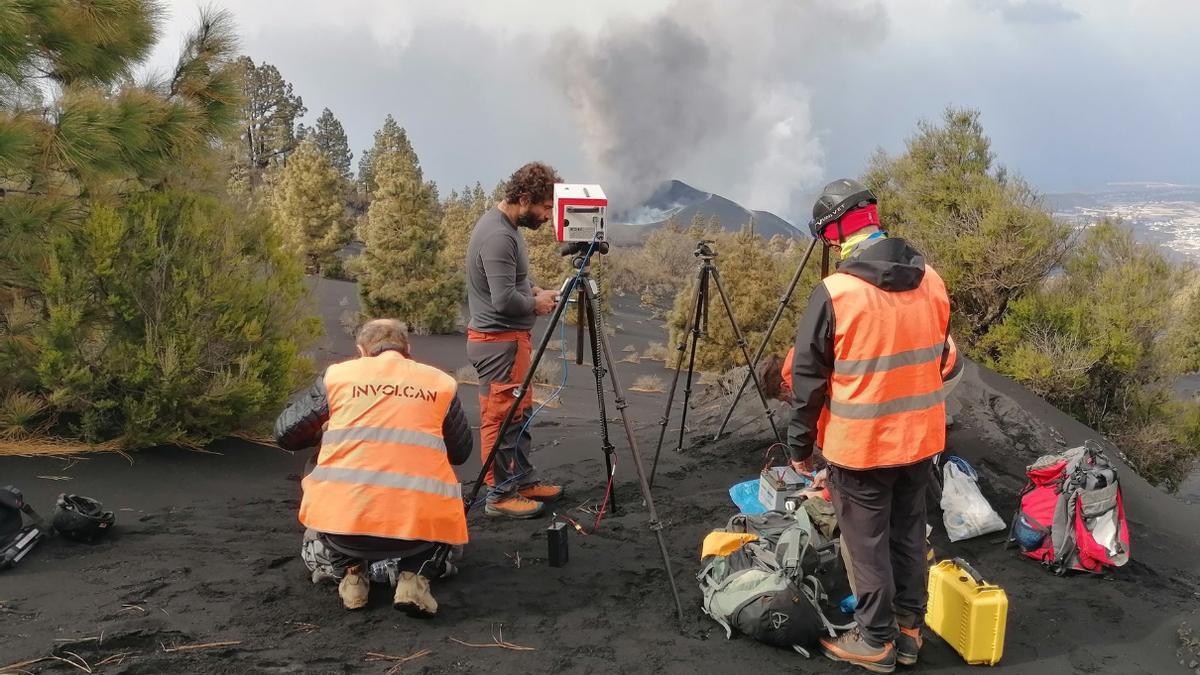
[466,329,536,496]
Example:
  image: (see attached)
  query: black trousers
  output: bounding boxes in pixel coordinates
[828,458,933,647]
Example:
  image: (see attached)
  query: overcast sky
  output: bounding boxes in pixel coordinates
[150,0,1200,223]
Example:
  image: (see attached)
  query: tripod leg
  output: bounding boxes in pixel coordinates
[708,265,783,444]
[576,284,586,366]
[586,282,687,629]
[649,263,706,489]
[714,238,819,439]
[674,268,705,455]
[584,285,618,516]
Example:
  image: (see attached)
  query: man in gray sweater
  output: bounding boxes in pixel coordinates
[466,162,562,518]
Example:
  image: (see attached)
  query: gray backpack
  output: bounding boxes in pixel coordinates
[698,509,850,655]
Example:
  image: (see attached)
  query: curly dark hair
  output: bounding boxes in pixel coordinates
[757,353,786,401]
[503,162,562,205]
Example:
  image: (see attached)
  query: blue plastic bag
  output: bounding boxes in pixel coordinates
[728,479,766,514]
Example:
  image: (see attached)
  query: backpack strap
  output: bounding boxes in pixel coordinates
[775,527,812,581]
[801,575,855,637]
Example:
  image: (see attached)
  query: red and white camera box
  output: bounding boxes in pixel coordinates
[552,183,607,243]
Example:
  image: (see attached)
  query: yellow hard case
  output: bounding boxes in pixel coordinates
[925,558,1007,666]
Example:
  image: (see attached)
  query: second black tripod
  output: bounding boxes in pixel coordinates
[649,240,784,488]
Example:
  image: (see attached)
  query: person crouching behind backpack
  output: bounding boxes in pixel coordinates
[274,319,474,616]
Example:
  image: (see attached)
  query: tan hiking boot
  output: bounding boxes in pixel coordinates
[518,482,563,503]
[485,494,545,519]
[338,565,369,610]
[896,625,923,666]
[393,571,437,618]
[820,627,896,673]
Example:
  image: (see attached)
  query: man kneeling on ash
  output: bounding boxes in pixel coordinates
[274,319,473,616]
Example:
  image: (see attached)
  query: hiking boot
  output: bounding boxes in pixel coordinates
[337,565,369,610]
[821,627,896,674]
[393,571,437,618]
[485,494,545,519]
[518,482,563,503]
[896,626,923,666]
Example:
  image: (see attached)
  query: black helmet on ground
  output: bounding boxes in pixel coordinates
[808,178,878,240]
[52,494,114,543]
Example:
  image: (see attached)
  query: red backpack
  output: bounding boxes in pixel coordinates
[1009,441,1130,575]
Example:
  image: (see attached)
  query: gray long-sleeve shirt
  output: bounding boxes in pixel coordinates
[466,206,536,332]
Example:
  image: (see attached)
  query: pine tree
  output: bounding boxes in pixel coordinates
[706,214,723,235]
[490,180,508,203]
[232,56,306,182]
[358,127,463,334]
[440,183,489,269]
[0,6,316,448]
[270,139,347,272]
[357,148,374,193]
[312,108,353,181]
[3,4,242,294]
[359,115,416,198]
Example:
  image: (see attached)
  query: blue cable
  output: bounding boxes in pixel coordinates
[477,238,599,505]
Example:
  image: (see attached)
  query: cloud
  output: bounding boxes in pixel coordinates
[148,0,1200,207]
[972,0,1081,24]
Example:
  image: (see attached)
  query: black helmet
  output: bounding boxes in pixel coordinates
[52,494,114,543]
[808,178,877,239]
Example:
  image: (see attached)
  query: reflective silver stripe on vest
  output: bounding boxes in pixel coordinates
[321,426,446,453]
[828,387,947,420]
[834,344,943,376]
[307,466,462,498]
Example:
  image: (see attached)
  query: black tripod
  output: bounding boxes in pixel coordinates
[712,237,824,440]
[648,240,784,489]
[455,237,685,627]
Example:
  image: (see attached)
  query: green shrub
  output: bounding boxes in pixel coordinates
[16,191,319,447]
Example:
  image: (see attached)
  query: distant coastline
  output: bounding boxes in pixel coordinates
[1046,183,1200,261]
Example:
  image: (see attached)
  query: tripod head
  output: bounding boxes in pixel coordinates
[560,239,610,270]
[559,240,610,257]
[694,239,717,260]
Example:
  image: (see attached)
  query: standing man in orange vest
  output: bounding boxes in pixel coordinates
[787,179,958,673]
[465,162,564,519]
[275,319,473,616]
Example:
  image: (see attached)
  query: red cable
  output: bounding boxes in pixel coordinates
[591,455,617,531]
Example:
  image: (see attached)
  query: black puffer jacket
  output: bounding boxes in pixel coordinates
[273,352,474,466]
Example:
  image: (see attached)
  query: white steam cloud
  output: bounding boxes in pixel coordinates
[548,0,887,221]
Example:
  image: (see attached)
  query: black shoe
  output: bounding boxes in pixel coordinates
[896,625,922,666]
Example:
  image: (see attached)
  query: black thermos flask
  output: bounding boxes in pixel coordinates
[547,521,569,567]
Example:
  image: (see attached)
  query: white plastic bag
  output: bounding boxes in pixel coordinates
[940,459,1006,542]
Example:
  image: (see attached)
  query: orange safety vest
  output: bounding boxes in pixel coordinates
[817,267,951,470]
[299,351,468,545]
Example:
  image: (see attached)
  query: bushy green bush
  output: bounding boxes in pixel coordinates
[982,221,1200,481]
[7,191,319,447]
